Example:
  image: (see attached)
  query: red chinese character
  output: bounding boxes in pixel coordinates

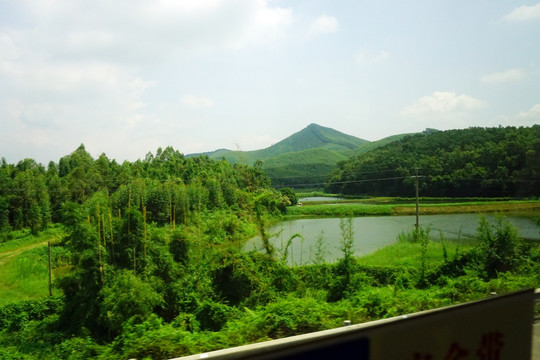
[444,342,469,360]
[413,353,432,360]
[477,331,504,360]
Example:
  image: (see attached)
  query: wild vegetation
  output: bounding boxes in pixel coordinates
[200,123,382,189]
[327,125,540,197]
[1,125,540,359]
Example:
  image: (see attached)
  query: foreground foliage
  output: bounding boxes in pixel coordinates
[1,144,539,359]
[0,213,538,359]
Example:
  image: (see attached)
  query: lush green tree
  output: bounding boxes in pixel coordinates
[169,229,189,265]
[115,208,146,272]
[279,187,298,206]
[10,166,50,232]
[327,125,540,197]
[475,216,523,279]
[100,270,163,335]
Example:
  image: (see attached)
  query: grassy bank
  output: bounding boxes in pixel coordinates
[0,226,65,306]
[392,200,540,215]
[286,198,540,218]
[286,203,393,217]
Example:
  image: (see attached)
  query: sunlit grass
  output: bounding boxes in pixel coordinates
[0,225,65,252]
[0,226,65,306]
[286,198,540,218]
[357,236,474,269]
[0,252,49,306]
[285,204,393,218]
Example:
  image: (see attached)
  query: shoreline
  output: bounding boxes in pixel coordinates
[285,199,540,219]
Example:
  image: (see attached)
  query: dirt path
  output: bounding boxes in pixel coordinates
[0,235,61,267]
[0,241,48,266]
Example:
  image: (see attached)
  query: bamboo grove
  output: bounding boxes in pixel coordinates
[1,131,539,359]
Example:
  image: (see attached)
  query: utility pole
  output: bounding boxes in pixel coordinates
[48,242,53,296]
[414,167,420,231]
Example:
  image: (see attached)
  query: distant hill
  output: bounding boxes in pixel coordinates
[195,123,368,162]
[189,123,414,189]
[326,125,540,197]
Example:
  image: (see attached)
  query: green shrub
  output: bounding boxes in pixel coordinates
[475,216,522,279]
[0,297,63,332]
[195,301,237,332]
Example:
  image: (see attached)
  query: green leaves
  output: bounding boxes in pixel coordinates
[327,125,540,197]
[475,216,522,279]
[99,270,163,335]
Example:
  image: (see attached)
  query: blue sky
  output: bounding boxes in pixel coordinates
[1,0,539,164]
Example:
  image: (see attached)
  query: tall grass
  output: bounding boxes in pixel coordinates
[0,225,64,252]
[286,199,540,218]
[0,248,51,306]
[0,226,65,306]
[286,204,393,217]
[357,236,474,269]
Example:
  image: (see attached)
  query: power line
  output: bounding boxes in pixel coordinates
[276,176,409,188]
[269,168,404,181]
[275,175,540,189]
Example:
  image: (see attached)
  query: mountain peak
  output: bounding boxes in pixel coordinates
[192,124,369,164]
[268,123,367,154]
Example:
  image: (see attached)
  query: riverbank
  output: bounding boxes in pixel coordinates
[286,198,540,218]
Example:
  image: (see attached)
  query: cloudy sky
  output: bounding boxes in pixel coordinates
[1,1,539,164]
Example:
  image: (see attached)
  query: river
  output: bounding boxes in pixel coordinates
[244,212,540,265]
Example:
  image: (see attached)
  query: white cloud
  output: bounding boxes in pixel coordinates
[517,104,540,121]
[0,0,294,163]
[0,59,155,162]
[0,32,20,60]
[11,0,292,61]
[481,68,525,83]
[181,95,214,108]
[504,3,540,22]
[355,50,389,65]
[401,91,487,117]
[308,14,339,37]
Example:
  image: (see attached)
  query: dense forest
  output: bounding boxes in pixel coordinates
[326,126,540,197]
[0,144,285,236]
[0,145,297,357]
[0,130,539,359]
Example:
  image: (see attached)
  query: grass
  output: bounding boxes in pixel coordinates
[296,191,339,198]
[356,237,472,269]
[285,204,393,218]
[392,200,540,215]
[286,198,540,218]
[0,226,65,306]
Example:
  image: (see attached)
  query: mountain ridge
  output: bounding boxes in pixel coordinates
[188,123,370,161]
[187,123,413,188]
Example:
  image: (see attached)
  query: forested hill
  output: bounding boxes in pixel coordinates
[0,144,283,235]
[326,125,540,197]
[193,123,410,189]
[196,123,369,164]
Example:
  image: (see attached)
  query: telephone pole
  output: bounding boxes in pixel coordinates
[48,242,53,296]
[414,167,420,231]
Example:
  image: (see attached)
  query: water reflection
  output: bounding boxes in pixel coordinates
[244,213,540,265]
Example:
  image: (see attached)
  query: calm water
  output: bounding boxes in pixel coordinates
[244,213,540,265]
[298,197,343,202]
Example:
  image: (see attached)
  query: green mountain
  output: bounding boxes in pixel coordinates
[326,125,540,197]
[197,123,368,163]
[193,123,412,189]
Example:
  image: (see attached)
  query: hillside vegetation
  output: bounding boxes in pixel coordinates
[1,138,540,359]
[327,125,540,198]
[197,123,409,188]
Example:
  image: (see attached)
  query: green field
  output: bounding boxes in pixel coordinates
[286,198,540,218]
[0,226,65,306]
